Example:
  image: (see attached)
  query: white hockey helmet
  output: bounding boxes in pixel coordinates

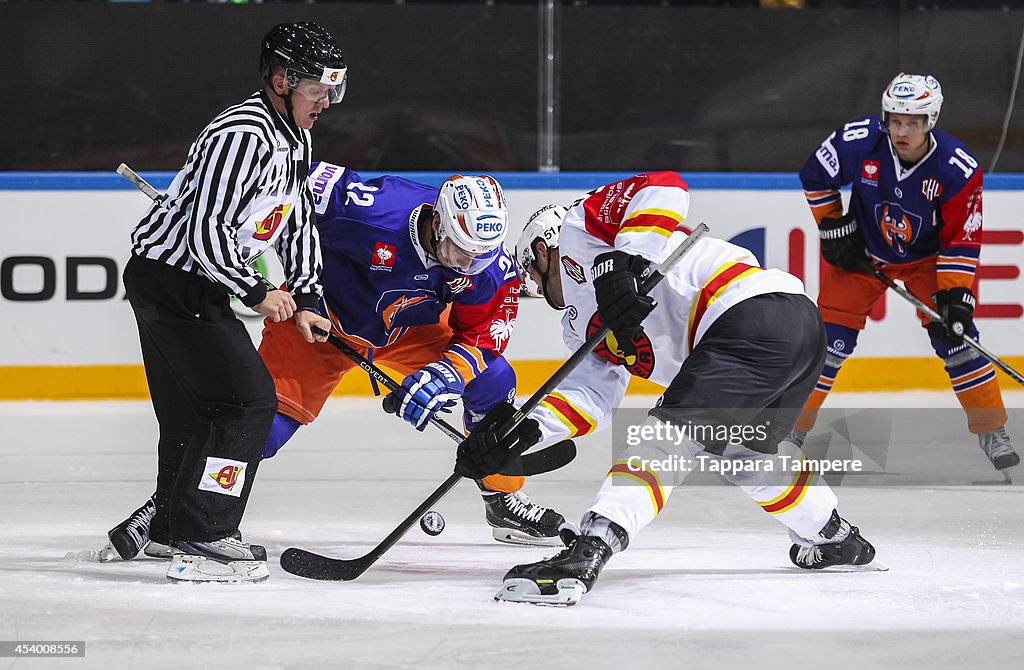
[881,73,943,131]
[514,204,567,298]
[431,175,509,275]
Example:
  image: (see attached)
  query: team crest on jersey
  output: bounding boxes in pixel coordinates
[875,201,923,257]
[587,312,655,378]
[921,178,943,202]
[860,160,880,186]
[560,256,587,285]
[253,204,292,241]
[382,294,431,330]
[371,242,396,272]
[446,276,474,294]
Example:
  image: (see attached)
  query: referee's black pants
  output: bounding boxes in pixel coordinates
[651,292,826,456]
[123,255,277,543]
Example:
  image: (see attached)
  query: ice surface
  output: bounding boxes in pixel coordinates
[2,393,1023,669]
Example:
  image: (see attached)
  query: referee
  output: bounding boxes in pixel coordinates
[120,22,343,583]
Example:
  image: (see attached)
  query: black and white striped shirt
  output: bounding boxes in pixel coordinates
[130,90,322,310]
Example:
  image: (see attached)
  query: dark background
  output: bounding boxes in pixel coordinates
[4,1,1024,172]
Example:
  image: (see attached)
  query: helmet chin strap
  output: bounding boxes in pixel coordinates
[265,74,300,129]
[531,240,565,310]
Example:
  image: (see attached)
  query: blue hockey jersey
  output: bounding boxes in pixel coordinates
[306,162,520,381]
[800,115,983,290]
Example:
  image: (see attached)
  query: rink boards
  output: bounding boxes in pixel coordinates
[1,172,1022,399]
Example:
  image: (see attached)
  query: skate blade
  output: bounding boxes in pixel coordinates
[494,578,585,606]
[166,556,269,584]
[820,559,890,573]
[491,528,563,547]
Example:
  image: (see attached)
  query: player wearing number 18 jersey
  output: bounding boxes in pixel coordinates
[792,73,1017,473]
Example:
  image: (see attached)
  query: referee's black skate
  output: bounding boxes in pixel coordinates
[104,496,157,560]
[495,527,612,606]
[789,509,886,571]
[482,490,565,546]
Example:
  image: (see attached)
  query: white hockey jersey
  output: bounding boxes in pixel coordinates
[531,172,806,445]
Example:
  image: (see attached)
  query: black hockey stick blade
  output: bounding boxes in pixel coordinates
[501,439,576,476]
[280,546,370,582]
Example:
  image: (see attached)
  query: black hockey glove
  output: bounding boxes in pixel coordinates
[455,401,542,480]
[819,213,868,272]
[927,287,976,346]
[591,251,656,342]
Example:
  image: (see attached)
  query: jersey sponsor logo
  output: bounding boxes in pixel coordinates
[446,276,474,294]
[253,204,292,241]
[921,178,943,202]
[489,309,516,345]
[197,457,246,498]
[815,133,840,177]
[308,162,345,215]
[963,187,982,241]
[414,274,429,281]
[371,241,396,272]
[587,311,655,378]
[860,160,880,186]
[875,202,923,257]
[560,255,587,285]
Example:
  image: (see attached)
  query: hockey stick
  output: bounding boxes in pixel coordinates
[312,327,577,477]
[116,163,166,204]
[280,222,711,581]
[865,265,1024,386]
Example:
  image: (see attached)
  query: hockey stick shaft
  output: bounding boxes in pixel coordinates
[311,327,575,474]
[280,223,709,580]
[866,265,1024,386]
[116,163,166,204]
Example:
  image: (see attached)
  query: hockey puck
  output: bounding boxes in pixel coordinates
[420,510,445,536]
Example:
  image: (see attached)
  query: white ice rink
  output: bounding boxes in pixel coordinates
[2,392,1023,669]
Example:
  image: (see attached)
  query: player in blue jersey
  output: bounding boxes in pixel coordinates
[790,73,1018,474]
[257,164,564,545]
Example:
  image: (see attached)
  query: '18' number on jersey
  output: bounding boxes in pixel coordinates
[948,148,978,179]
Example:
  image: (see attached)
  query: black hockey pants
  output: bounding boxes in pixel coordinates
[651,292,826,456]
[123,256,276,543]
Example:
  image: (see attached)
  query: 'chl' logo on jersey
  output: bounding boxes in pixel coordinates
[253,204,292,241]
[371,242,396,272]
[875,202,923,257]
[921,178,943,202]
[860,160,880,186]
[560,256,587,285]
[447,276,474,294]
[587,311,655,378]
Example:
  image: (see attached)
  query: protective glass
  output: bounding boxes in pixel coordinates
[289,68,347,104]
[435,236,499,275]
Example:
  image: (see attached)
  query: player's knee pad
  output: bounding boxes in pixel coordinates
[263,413,301,459]
[462,356,517,432]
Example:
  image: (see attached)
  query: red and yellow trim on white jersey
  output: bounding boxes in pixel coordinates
[758,458,813,515]
[539,391,598,438]
[687,261,763,351]
[619,208,685,238]
[608,460,666,515]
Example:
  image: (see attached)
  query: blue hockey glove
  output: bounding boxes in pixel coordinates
[385,360,465,431]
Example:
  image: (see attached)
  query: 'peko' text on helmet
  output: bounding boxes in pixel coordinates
[881,73,943,132]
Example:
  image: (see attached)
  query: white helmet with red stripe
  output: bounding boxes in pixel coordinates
[432,175,508,275]
[881,73,943,131]
[514,203,567,299]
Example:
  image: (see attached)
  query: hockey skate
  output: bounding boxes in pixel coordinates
[167,536,269,584]
[495,527,611,606]
[978,427,1019,481]
[789,509,886,571]
[483,490,565,546]
[102,496,157,561]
